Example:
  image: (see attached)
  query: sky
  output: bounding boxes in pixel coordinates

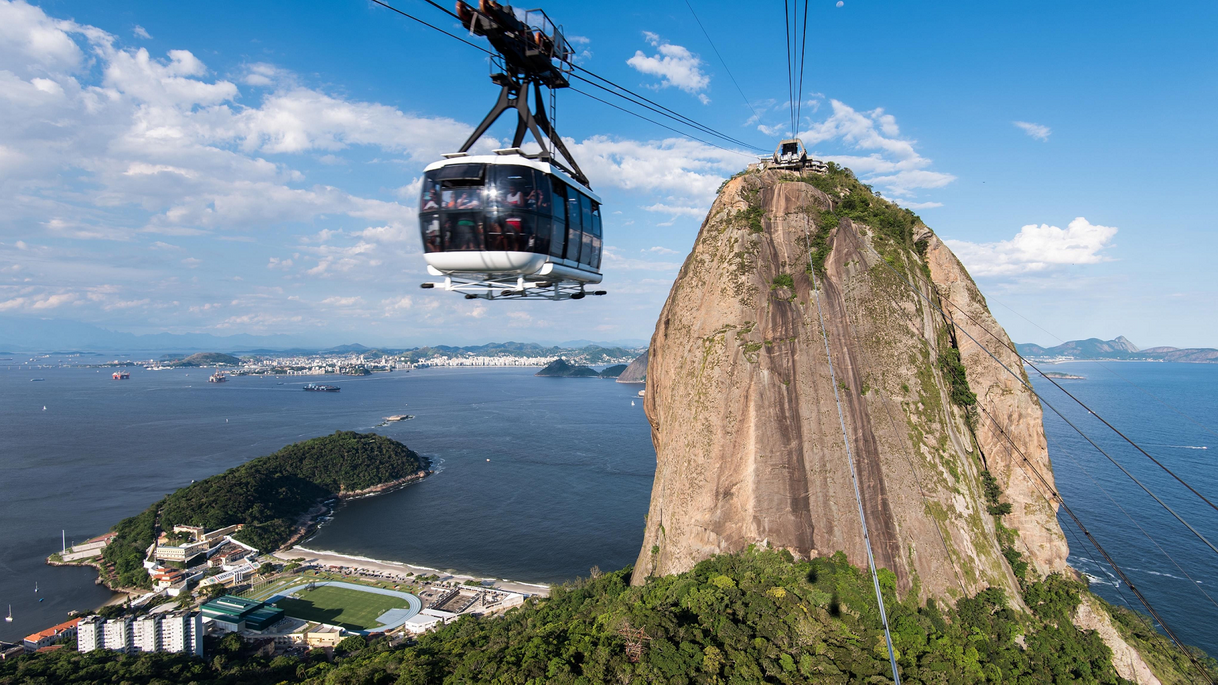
[1,0,1215,349]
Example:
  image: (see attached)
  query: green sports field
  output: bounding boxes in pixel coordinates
[275,585,410,631]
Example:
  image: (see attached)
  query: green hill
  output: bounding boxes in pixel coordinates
[536,358,599,377]
[18,549,1210,684]
[163,351,242,367]
[101,432,427,588]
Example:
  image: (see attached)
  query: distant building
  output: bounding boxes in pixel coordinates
[154,539,209,564]
[23,618,79,651]
[132,616,159,653]
[102,617,132,653]
[200,596,284,633]
[159,612,204,656]
[77,612,202,656]
[76,616,103,652]
[301,623,344,648]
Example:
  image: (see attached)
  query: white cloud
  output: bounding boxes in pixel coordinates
[801,100,955,198]
[132,25,151,40]
[644,246,679,255]
[946,217,1117,277]
[1014,121,1051,141]
[571,136,746,202]
[601,246,681,271]
[321,296,361,307]
[642,202,705,218]
[626,32,710,103]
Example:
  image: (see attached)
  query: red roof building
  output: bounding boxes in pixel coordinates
[23,618,80,651]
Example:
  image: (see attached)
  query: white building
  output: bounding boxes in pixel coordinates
[76,616,103,653]
[132,616,160,653]
[160,612,204,656]
[102,617,132,653]
[76,612,202,657]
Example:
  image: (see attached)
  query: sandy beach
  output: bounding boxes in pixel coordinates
[274,546,551,597]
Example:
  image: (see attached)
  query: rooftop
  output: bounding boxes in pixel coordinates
[24,618,79,643]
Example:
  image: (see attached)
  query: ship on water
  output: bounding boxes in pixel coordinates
[112,371,130,380]
[208,371,228,383]
[303,383,340,392]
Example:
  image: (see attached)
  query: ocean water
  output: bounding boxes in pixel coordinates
[0,357,1214,658]
[1030,361,1218,658]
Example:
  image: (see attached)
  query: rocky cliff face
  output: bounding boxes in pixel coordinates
[616,350,648,384]
[632,167,1069,604]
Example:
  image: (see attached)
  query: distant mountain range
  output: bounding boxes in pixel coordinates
[1016,337,1218,363]
[0,318,647,355]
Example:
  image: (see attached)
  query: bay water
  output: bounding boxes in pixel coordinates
[0,357,1213,658]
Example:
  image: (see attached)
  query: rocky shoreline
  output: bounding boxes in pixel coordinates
[47,462,434,599]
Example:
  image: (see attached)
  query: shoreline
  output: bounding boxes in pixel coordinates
[275,546,551,597]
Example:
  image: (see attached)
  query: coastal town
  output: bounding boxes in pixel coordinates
[12,343,643,376]
[8,521,539,661]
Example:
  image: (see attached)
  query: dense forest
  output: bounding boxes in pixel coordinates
[12,549,1212,684]
[99,432,427,588]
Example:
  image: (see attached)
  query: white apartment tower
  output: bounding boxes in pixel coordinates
[76,615,104,653]
[159,611,203,656]
[132,615,160,653]
[102,616,132,653]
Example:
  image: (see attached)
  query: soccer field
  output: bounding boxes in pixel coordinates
[275,585,412,631]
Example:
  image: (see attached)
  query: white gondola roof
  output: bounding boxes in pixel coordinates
[423,152,601,204]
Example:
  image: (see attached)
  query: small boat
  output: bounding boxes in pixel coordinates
[112,371,130,380]
[34,582,38,593]
[637,390,644,397]
[631,400,635,406]
[5,605,11,622]
[303,383,341,392]
[208,371,228,383]
[30,378,44,382]
[42,406,47,411]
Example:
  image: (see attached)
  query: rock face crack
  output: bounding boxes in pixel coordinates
[632,170,1068,603]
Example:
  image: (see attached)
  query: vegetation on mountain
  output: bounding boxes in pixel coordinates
[163,352,242,367]
[14,549,1210,684]
[536,358,600,377]
[598,364,628,378]
[100,432,426,589]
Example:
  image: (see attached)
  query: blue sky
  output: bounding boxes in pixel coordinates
[1,0,1215,348]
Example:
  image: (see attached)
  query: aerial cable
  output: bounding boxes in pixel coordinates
[569,87,753,158]
[680,0,760,120]
[840,262,968,595]
[971,393,1214,682]
[804,222,902,685]
[569,73,766,152]
[865,248,1218,561]
[1044,428,1218,613]
[784,0,794,134]
[906,257,1218,516]
[370,0,766,154]
[794,0,809,133]
[990,297,1218,442]
[568,65,770,151]
[369,0,492,55]
[862,265,1212,678]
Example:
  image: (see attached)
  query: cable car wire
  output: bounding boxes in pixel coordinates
[977,398,1203,673]
[681,0,760,120]
[568,87,754,158]
[973,396,1214,682]
[1045,428,1218,613]
[794,0,809,133]
[804,222,902,685]
[886,248,1218,518]
[990,297,1218,442]
[569,72,766,152]
[784,0,794,134]
[370,0,492,54]
[369,0,768,154]
[865,247,1218,561]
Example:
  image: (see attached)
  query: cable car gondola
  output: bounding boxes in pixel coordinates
[419,1,606,301]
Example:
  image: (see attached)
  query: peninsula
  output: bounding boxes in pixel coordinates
[51,431,429,592]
